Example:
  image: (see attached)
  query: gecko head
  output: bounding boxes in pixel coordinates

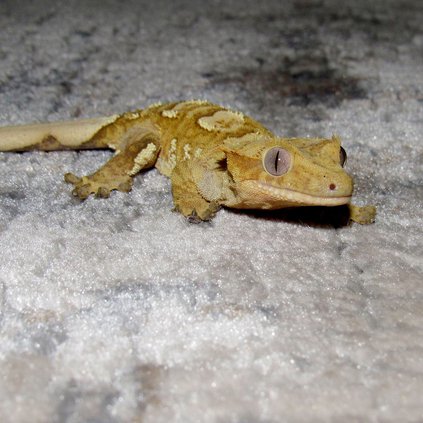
[220,134,354,209]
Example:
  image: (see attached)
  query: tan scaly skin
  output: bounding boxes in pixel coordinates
[0,100,376,224]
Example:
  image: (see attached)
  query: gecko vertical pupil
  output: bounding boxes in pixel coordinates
[263,147,291,176]
[339,147,347,167]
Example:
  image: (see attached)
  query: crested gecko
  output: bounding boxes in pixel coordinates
[0,100,376,224]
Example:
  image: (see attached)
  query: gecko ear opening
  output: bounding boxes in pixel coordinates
[216,156,228,171]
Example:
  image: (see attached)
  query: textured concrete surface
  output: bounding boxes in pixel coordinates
[0,0,422,422]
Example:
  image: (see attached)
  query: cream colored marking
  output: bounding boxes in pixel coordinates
[225,131,266,144]
[223,132,269,150]
[155,138,178,176]
[162,109,179,119]
[198,110,245,132]
[169,138,177,154]
[185,105,216,120]
[196,170,224,201]
[128,143,157,176]
[147,102,163,109]
[168,138,178,167]
[246,181,351,206]
[190,99,209,105]
[107,141,120,153]
[0,116,118,151]
[123,111,141,120]
[194,147,203,158]
[261,202,273,210]
[183,144,191,161]
[180,99,209,107]
[160,100,211,121]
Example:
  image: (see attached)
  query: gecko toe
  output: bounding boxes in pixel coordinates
[73,184,92,200]
[348,204,377,224]
[187,211,202,223]
[118,180,133,193]
[96,187,110,198]
[64,173,81,184]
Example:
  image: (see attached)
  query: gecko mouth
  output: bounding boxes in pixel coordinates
[248,181,352,206]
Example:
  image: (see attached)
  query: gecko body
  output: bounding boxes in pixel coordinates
[0,100,376,223]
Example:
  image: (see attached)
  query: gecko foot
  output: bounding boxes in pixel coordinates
[64,172,133,200]
[174,200,220,222]
[348,204,377,225]
[187,211,202,224]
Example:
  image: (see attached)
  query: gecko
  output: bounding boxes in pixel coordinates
[0,100,376,224]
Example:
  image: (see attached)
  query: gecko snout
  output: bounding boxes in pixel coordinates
[325,172,353,197]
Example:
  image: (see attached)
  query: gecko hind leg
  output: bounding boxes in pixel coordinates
[65,134,160,199]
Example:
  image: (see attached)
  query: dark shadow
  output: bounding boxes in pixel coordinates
[229,205,351,229]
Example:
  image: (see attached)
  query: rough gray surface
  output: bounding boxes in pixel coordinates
[0,0,422,422]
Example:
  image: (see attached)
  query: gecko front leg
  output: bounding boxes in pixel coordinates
[171,161,220,222]
[65,132,160,199]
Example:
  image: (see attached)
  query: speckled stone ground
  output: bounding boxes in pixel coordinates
[0,1,422,422]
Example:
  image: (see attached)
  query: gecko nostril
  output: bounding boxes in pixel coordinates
[329,183,336,191]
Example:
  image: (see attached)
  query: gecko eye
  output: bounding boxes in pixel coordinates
[263,147,291,176]
[340,147,347,167]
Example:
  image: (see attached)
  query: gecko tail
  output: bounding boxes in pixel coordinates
[0,115,118,152]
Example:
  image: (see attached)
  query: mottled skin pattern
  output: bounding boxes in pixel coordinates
[0,100,376,223]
